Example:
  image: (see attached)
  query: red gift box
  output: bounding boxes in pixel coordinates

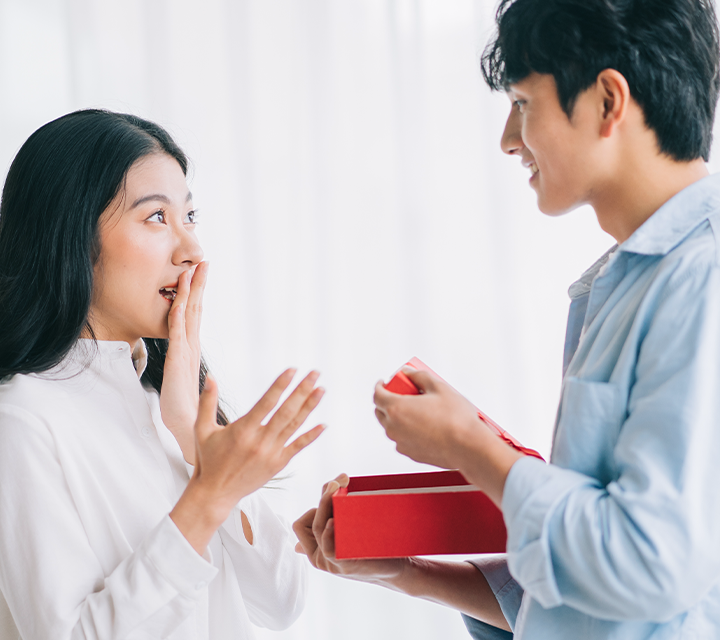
[332,470,506,559]
[331,357,543,559]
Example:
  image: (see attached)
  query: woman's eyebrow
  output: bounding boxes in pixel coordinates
[130,191,193,209]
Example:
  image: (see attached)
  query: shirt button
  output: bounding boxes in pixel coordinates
[141,426,152,438]
[195,581,206,590]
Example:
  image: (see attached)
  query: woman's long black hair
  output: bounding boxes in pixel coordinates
[0,109,227,424]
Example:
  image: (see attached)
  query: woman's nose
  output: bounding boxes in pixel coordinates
[173,229,204,266]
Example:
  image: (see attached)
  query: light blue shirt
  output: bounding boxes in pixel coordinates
[468,173,720,639]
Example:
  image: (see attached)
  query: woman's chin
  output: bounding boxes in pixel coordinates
[143,326,170,341]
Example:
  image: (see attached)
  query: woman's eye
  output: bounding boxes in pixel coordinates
[185,209,200,225]
[147,210,166,223]
[513,100,526,113]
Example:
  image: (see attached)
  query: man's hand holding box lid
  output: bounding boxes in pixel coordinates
[385,357,543,461]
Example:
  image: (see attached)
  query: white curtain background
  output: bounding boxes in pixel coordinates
[4,1,719,638]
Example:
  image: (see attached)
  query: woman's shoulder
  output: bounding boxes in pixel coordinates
[0,371,77,427]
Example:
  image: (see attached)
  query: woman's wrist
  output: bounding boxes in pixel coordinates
[170,479,231,555]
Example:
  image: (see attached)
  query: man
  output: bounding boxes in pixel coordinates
[294,0,720,637]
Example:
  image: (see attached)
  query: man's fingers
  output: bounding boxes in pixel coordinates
[293,509,318,548]
[311,477,340,542]
[373,379,395,409]
[267,370,320,435]
[243,369,297,425]
[320,517,337,560]
[401,367,438,393]
[195,375,219,439]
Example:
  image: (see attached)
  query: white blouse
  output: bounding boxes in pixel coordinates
[0,340,305,639]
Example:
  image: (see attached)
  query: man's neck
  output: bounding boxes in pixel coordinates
[592,156,709,244]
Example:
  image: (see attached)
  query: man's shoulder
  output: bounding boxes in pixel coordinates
[651,214,720,290]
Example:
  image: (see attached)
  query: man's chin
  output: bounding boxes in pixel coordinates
[536,194,580,218]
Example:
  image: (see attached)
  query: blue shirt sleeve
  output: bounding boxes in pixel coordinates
[466,555,523,630]
[502,257,720,622]
[461,614,514,639]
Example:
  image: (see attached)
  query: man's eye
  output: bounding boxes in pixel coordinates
[513,100,526,112]
[185,209,200,225]
[147,210,165,223]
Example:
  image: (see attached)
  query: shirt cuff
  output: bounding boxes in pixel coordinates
[502,456,593,609]
[467,554,523,631]
[144,514,218,598]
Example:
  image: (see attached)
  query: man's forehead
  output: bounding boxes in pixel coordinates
[507,73,556,95]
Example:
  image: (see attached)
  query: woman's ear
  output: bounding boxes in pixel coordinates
[596,68,631,138]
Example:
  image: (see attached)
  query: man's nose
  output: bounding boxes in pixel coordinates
[500,108,523,156]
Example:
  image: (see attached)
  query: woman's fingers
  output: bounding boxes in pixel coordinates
[195,375,219,440]
[267,370,321,435]
[167,302,186,346]
[172,268,192,315]
[282,423,325,465]
[185,262,208,340]
[238,369,295,426]
[166,269,191,349]
[276,386,325,444]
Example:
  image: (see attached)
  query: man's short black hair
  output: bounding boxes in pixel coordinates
[482,0,720,162]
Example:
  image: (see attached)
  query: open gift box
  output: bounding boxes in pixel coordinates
[331,357,543,559]
[332,469,507,559]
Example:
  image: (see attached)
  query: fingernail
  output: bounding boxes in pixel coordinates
[401,366,415,374]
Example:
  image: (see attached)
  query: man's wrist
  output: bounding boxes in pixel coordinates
[454,421,524,507]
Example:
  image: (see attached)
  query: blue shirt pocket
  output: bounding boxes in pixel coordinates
[552,377,626,485]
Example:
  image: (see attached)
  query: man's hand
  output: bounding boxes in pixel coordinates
[373,367,523,506]
[293,474,512,631]
[373,367,486,469]
[293,474,408,583]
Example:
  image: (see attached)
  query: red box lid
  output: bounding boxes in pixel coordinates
[386,357,544,460]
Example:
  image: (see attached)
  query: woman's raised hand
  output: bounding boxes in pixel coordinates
[160,262,208,463]
[171,369,325,554]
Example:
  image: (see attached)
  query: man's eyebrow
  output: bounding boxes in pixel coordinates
[130,191,193,209]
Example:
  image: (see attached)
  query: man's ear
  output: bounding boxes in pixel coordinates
[596,69,631,138]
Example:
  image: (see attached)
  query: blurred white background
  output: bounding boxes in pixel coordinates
[6,0,715,638]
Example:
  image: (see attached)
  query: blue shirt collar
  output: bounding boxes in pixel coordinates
[619,172,720,256]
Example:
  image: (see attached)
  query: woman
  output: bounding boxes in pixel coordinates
[0,109,324,639]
